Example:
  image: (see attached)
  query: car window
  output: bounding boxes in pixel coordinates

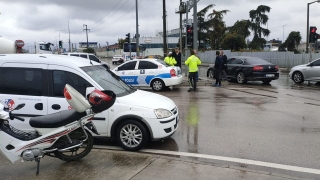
[138,61,158,69]
[311,59,320,66]
[89,55,100,63]
[228,58,243,65]
[118,61,137,71]
[80,54,87,59]
[0,67,45,96]
[52,70,93,97]
[70,54,79,57]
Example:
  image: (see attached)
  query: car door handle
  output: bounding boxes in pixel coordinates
[52,104,61,110]
[34,103,43,111]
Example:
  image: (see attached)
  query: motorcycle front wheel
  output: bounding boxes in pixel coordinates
[53,128,93,161]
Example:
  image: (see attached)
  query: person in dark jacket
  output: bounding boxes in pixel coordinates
[220,50,228,80]
[213,51,222,87]
[172,47,181,68]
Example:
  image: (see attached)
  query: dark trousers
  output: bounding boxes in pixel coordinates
[188,72,197,90]
[215,70,222,85]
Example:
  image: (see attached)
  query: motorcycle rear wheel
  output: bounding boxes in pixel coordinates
[53,129,93,161]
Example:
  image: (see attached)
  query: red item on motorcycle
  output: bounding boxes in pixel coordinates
[88,90,116,113]
[64,84,91,113]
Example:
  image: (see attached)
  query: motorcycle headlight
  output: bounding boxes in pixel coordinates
[154,109,172,119]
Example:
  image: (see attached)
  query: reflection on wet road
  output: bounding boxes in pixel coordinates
[146,71,320,170]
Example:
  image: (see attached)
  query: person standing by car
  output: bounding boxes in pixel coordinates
[220,50,228,80]
[185,50,201,92]
[172,47,182,68]
[164,52,177,66]
[213,51,222,87]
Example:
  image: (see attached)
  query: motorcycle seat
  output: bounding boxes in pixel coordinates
[29,110,87,128]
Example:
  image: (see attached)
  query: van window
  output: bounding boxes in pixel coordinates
[89,55,101,63]
[81,65,134,97]
[70,54,80,57]
[80,54,87,59]
[0,67,45,96]
[52,70,93,97]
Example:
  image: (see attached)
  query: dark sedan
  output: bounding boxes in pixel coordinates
[207,56,279,84]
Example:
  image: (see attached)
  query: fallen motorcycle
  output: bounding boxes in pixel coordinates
[0,84,116,175]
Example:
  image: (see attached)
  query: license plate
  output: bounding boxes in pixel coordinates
[265,74,275,77]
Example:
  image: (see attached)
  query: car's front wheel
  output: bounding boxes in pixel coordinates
[151,79,165,91]
[116,120,149,151]
[237,72,247,84]
[207,69,214,79]
[292,71,304,84]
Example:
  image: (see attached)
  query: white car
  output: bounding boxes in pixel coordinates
[289,58,320,84]
[112,58,183,91]
[0,54,179,151]
[112,55,124,64]
[62,52,110,69]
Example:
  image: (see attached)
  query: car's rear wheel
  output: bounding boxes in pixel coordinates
[116,120,149,151]
[262,80,271,84]
[208,69,214,79]
[236,72,247,84]
[292,71,304,84]
[151,79,165,91]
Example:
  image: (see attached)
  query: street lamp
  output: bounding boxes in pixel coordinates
[306,0,320,53]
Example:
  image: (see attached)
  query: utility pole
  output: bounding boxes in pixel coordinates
[193,0,198,50]
[185,1,189,53]
[68,21,71,52]
[163,0,167,57]
[179,0,182,53]
[83,24,90,50]
[136,0,140,57]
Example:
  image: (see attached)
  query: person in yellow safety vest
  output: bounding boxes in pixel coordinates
[185,49,201,92]
[164,52,177,66]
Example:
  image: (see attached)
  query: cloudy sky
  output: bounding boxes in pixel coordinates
[0,0,319,49]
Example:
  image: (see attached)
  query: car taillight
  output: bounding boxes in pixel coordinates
[253,66,263,71]
[170,69,176,77]
[275,65,279,71]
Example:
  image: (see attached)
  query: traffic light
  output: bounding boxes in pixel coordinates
[59,40,62,48]
[309,26,317,43]
[125,33,130,43]
[186,25,193,47]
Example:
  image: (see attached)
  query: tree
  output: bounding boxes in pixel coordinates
[207,9,230,49]
[228,20,251,39]
[248,5,271,49]
[197,4,215,48]
[284,31,302,52]
[220,33,247,51]
[83,47,95,53]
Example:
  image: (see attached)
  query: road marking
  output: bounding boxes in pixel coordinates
[94,145,320,175]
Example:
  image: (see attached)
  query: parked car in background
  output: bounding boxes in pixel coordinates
[207,56,279,84]
[289,58,320,84]
[112,55,124,64]
[62,52,110,69]
[112,58,183,91]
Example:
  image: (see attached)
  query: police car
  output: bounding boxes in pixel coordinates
[112,58,183,91]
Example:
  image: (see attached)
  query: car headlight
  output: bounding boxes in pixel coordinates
[154,109,172,119]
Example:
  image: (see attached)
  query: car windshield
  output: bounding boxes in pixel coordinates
[243,57,272,65]
[81,65,135,97]
[156,60,169,67]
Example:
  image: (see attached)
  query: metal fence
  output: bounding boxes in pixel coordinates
[183,50,320,68]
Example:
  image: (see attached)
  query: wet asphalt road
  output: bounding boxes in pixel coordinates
[105,58,320,170]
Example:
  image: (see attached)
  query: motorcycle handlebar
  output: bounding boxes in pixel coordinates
[10,113,25,122]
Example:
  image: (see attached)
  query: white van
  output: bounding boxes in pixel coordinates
[62,52,110,69]
[0,54,179,151]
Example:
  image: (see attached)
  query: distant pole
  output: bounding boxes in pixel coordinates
[83,24,90,50]
[163,0,167,57]
[193,0,198,50]
[179,0,183,53]
[185,1,189,53]
[283,24,286,43]
[68,21,71,52]
[136,0,140,56]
